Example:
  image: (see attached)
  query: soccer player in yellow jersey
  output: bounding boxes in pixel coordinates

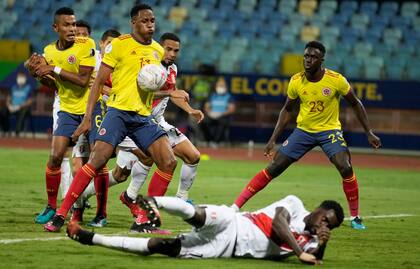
[44,4,179,233]
[26,7,97,225]
[233,41,381,230]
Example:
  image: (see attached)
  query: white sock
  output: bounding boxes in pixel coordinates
[92,234,150,255]
[176,163,198,200]
[126,161,151,200]
[60,157,72,199]
[154,196,195,220]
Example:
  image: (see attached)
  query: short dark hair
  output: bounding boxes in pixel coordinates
[101,29,121,41]
[130,4,153,19]
[305,40,326,56]
[319,200,344,226]
[76,20,91,35]
[54,7,74,23]
[160,32,181,43]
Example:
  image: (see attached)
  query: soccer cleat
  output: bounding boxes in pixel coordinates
[350,216,366,230]
[44,214,65,232]
[34,205,56,224]
[130,221,171,235]
[136,195,161,227]
[70,207,85,223]
[87,215,108,228]
[66,221,94,245]
[119,191,142,217]
[186,199,194,205]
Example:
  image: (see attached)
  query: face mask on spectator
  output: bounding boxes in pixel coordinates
[17,75,27,86]
[216,86,227,95]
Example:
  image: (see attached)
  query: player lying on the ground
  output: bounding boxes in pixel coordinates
[67,195,343,265]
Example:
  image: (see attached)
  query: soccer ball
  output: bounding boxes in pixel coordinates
[137,64,167,92]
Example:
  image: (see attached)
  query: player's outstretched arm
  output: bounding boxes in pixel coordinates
[71,63,112,143]
[170,92,204,123]
[271,207,320,265]
[343,90,381,149]
[264,97,297,156]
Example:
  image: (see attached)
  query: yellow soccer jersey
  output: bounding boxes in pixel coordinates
[44,37,96,114]
[287,69,351,133]
[102,34,164,116]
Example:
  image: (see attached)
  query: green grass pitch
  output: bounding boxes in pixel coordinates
[0,148,419,269]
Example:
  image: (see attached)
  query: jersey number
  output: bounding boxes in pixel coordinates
[328,131,347,147]
[309,101,325,112]
[95,115,102,128]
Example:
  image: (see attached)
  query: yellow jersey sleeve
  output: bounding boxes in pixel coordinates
[102,37,121,69]
[78,38,96,67]
[337,74,351,96]
[287,77,298,99]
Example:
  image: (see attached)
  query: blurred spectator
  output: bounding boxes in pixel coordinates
[0,93,10,136]
[6,71,34,137]
[188,64,216,144]
[202,77,235,147]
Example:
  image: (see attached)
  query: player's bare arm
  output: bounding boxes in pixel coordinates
[35,64,94,88]
[264,97,298,156]
[71,63,112,142]
[154,89,189,102]
[170,91,204,123]
[25,54,56,89]
[343,89,381,149]
[271,207,320,265]
[307,223,330,260]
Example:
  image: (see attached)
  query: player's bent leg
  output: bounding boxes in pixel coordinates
[147,136,177,197]
[36,136,70,224]
[173,139,200,201]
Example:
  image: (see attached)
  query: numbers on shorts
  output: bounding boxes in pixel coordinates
[309,101,325,112]
[328,131,347,147]
[95,115,102,128]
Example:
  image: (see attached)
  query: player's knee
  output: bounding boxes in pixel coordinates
[140,158,154,167]
[184,152,200,165]
[148,238,181,257]
[49,153,64,168]
[338,164,353,178]
[158,156,177,172]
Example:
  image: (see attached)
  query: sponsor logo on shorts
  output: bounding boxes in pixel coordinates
[99,128,106,136]
[67,55,76,64]
[322,88,331,96]
[282,140,289,147]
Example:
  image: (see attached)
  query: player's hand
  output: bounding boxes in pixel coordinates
[264,141,275,157]
[299,252,321,265]
[72,118,91,144]
[35,65,54,78]
[367,130,381,149]
[316,224,331,245]
[170,89,189,102]
[189,109,204,124]
[25,53,43,75]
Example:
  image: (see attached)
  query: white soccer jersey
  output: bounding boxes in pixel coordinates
[151,63,177,125]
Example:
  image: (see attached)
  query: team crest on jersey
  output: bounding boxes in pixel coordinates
[322,88,331,96]
[67,54,76,64]
[99,128,107,136]
[282,140,289,147]
[153,51,159,60]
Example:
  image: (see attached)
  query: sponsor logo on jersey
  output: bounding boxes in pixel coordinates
[68,55,76,64]
[130,50,137,55]
[322,88,331,96]
[153,51,159,60]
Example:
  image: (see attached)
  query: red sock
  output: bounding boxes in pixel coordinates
[342,173,359,217]
[46,165,61,209]
[94,166,109,217]
[57,164,96,218]
[147,169,173,196]
[234,169,272,208]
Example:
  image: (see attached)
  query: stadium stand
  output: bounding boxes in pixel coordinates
[0,0,419,80]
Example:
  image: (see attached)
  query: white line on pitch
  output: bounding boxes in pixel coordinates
[344,213,416,220]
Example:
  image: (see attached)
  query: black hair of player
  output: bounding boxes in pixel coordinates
[101,29,121,41]
[305,41,326,56]
[319,200,344,225]
[160,32,181,43]
[76,20,91,35]
[130,4,153,19]
[54,7,74,23]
